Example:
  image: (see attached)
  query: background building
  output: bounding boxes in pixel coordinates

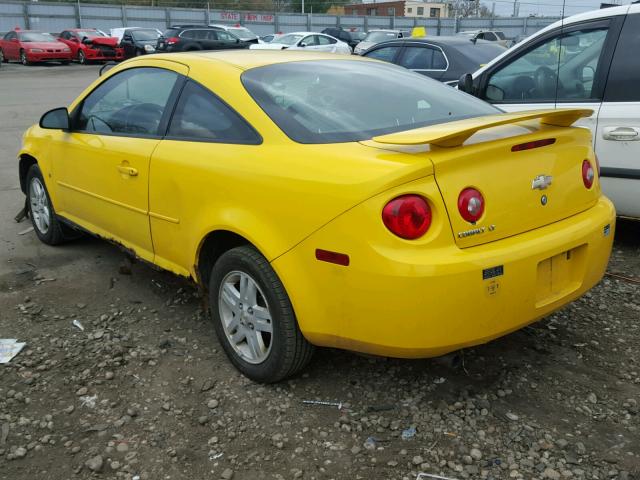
[344,1,450,17]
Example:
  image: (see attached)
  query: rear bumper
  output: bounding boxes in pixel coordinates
[273,195,615,358]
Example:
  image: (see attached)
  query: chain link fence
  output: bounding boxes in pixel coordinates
[0,0,560,38]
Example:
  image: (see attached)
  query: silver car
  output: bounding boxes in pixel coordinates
[354,30,407,55]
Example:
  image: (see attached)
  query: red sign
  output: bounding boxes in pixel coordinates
[217,12,274,22]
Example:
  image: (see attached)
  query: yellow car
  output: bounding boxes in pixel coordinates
[19,51,614,382]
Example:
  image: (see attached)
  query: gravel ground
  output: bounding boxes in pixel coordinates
[0,62,639,480]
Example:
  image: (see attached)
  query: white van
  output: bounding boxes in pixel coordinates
[461,4,640,219]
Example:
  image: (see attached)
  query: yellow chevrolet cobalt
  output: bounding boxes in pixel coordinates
[19,51,614,382]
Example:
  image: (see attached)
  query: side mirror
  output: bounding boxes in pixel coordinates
[458,73,473,94]
[235,38,239,43]
[39,107,70,130]
[70,37,79,43]
[123,35,132,42]
[299,42,307,48]
[82,37,92,45]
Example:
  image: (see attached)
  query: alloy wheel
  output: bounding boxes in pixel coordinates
[78,50,85,64]
[20,51,27,65]
[29,177,50,235]
[218,270,273,364]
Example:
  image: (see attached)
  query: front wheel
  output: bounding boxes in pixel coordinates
[209,246,314,383]
[26,164,67,245]
[20,50,30,66]
[0,49,6,63]
[77,50,86,64]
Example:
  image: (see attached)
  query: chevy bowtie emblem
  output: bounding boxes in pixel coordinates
[532,174,553,190]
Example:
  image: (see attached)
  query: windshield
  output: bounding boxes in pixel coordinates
[76,30,105,38]
[132,29,160,41]
[242,60,498,144]
[364,31,398,42]
[228,27,256,40]
[495,31,506,40]
[18,32,57,42]
[276,34,303,46]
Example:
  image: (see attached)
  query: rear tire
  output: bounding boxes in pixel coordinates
[209,246,314,383]
[26,164,66,245]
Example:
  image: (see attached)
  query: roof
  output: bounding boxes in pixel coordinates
[379,36,499,46]
[150,50,367,71]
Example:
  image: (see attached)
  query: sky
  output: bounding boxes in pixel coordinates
[487,0,630,17]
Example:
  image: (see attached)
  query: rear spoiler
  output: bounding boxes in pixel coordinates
[371,108,593,148]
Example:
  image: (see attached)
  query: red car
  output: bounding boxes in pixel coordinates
[58,29,124,64]
[0,30,72,65]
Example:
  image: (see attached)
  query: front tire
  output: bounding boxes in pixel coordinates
[26,164,66,245]
[77,50,86,64]
[0,49,6,63]
[209,246,314,383]
[20,50,30,66]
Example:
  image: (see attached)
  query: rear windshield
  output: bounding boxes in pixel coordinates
[162,28,180,38]
[228,27,256,40]
[132,29,160,41]
[364,31,398,42]
[242,60,498,144]
[19,32,56,42]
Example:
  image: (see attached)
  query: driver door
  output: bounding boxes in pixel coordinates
[53,65,186,263]
[478,21,617,133]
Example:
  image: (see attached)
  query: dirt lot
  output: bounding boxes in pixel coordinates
[0,62,639,480]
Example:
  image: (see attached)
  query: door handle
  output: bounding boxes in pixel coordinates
[117,165,138,176]
[602,126,640,141]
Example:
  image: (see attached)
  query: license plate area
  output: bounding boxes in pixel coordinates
[535,245,586,307]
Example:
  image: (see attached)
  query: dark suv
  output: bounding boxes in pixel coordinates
[156,25,249,52]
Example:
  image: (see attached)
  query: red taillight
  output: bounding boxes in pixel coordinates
[166,37,180,45]
[511,138,556,152]
[382,195,431,240]
[582,159,595,189]
[458,188,485,223]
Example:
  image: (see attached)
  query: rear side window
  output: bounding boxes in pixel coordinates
[365,46,399,62]
[604,14,640,102]
[399,46,447,70]
[76,67,178,136]
[167,81,260,144]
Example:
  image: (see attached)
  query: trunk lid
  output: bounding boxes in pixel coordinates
[372,109,601,248]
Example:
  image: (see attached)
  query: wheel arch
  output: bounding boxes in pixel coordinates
[19,154,38,194]
[196,230,254,290]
